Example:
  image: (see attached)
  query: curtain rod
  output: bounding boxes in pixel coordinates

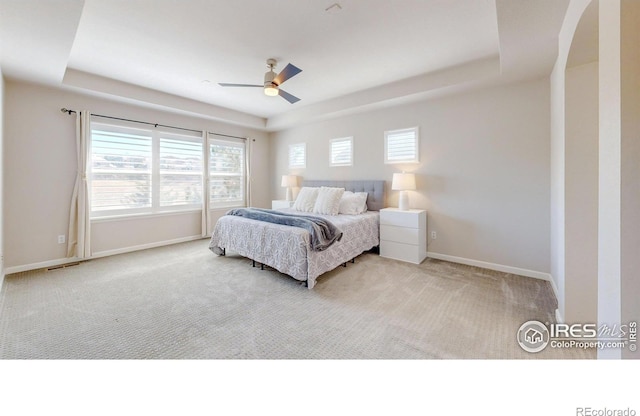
[60,108,247,140]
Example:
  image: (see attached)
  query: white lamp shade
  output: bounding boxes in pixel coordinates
[392,172,415,211]
[392,173,416,191]
[281,175,297,187]
[281,175,297,202]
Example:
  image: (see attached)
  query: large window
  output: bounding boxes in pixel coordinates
[209,136,246,208]
[159,134,203,208]
[90,122,203,217]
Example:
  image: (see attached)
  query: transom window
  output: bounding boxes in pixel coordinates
[330,137,353,167]
[288,143,306,169]
[384,127,419,164]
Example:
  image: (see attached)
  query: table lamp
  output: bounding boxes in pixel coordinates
[281,175,297,201]
[392,172,416,211]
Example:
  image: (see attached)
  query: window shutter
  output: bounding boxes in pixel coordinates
[384,127,419,164]
[90,122,204,217]
[159,134,203,208]
[209,138,246,208]
[288,143,306,169]
[330,137,353,166]
[91,126,152,214]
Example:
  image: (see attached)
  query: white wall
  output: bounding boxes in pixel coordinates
[620,0,640,359]
[3,80,270,271]
[592,0,640,360]
[550,54,566,316]
[565,61,598,324]
[270,78,551,277]
[0,69,5,290]
[597,0,622,359]
[552,0,639,359]
[550,0,592,323]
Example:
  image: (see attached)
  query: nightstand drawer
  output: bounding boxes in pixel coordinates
[380,224,420,245]
[379,208,427,265]
[380,241,426,264]
[380,209,425,228]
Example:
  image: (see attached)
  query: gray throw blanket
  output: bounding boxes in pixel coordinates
[226,208,343,251]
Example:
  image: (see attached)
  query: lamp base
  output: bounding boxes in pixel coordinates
[286,187,293,202]
[398,191,410,211]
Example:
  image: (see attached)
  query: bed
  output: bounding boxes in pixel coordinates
[209,180,385,288]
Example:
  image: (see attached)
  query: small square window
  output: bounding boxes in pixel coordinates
[330,137,353,167]
[384,127,419,164]
[289,143,306,169]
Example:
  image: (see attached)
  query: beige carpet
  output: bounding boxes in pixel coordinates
[0,239,594,359]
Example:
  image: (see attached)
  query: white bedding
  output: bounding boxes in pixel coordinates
[209,208,380,288]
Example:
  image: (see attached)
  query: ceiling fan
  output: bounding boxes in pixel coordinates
[218,59,302,104]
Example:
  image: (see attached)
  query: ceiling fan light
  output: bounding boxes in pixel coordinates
[264,85,279,96]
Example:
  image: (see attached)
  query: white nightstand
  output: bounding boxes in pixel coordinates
[379,208,427,264]
[272,200,295,209]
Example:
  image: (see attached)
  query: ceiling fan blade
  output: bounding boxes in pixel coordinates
[273,63,302,86]
[218,83,263,87]
[278,89,301,104]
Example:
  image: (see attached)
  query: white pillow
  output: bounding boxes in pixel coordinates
[339,191,368,215]
[358,192,369,213]
[293,187,319,212]
[313,187,345,215]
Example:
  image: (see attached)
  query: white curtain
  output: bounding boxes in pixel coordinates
[201,131,210,237]
[67,111,92,258]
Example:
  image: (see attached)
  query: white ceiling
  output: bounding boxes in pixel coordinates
[0,0,570,131]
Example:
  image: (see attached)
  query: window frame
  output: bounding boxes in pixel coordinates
[288,142,306,169]
[158,131,204,211]
[89,121,203,219]
[384,126,419,164]
[329,136,354,167]
[208,136,247,210]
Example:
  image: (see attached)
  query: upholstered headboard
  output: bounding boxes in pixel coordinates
[301,180,386,211]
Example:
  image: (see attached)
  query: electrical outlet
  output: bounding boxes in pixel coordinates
[431,231,437,240]
[57,235,66,244]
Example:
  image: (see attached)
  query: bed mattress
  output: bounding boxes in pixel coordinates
[209,208,380,288]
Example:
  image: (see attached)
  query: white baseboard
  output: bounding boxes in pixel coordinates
[548,276,560,305]
[4,257,82,275]
[91,235,205,259]
[4,235,205,275]
[426,251,552,282]
[555,308,564,324]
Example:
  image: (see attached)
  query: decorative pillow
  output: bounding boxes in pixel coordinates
[313,187,345,215]
[293,187,319,212]
[354,192,368,213]
[361,196,370,213]
[339,191,368,215]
